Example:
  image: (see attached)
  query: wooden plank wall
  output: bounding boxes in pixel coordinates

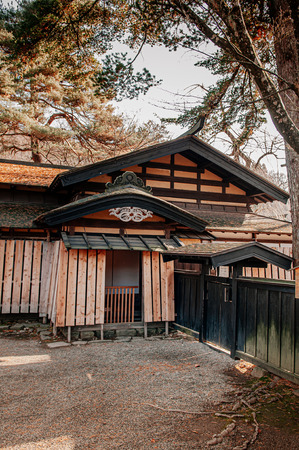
[0,239,58,317]
[236,278,298,382]
[55,248,106,327]
[142,251,175,323]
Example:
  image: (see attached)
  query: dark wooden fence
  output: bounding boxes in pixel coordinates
[175,272,299,384]
[235,278,298,383]
[175,273,201,333]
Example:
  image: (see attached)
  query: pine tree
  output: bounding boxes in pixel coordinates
[0,0,163,164]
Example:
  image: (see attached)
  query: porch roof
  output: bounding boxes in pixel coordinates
[163,241,293,270]
[61,232,183,252]
[35,184,211,234]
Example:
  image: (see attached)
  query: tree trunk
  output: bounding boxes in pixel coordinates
[272,0,299,265]
[31,136,41,163]
[285,147,299,266]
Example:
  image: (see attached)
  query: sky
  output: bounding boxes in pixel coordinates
[109,43,214,139]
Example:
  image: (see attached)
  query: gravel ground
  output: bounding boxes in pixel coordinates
[0,334,298,449]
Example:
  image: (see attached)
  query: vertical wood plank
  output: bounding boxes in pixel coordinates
[39,242,55,317]
[272,263,278,280]
[265,263,272,279]
[86,250,96,325]
[166,260,175,321]
[55,245,69,327]
[113,287,117,323]
[11,240,24,313]
[117,288,121,323]
[268,290,281,367]
[124,288,128,322]
[21,241,33,313]
[142,251,153,322]
[252,267,259,278]
[96,250,106,324]
[152,252,161,321]
[65,249,78,326]
[47,241,60,319]
[2,240,15,314]
[160,254,168,321]
[121,288,124,322]
[76,249,87,326]
[132,289,135,323]
[106,288,110,323]
[30,241,42,313]
[0,240,5,306]
[280,292,295,371]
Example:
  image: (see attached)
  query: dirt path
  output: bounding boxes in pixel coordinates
[0,333,298,449]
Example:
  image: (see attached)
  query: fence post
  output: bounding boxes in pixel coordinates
[231,263,242,359]
[198,263,210,343]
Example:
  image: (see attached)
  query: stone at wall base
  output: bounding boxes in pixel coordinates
[251,366,269,379]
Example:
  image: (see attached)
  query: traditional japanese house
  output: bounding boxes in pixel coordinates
[0,135,293,337]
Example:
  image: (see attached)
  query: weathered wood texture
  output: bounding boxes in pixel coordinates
[236,279,298,379]
[142,252,175,323]
[174,273,201,332]
[55,249,106,327]
[0,239,58,317]
[175,271,298,382]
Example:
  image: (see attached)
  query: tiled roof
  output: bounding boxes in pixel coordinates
[188,210,292,234]
[0,203,58,228]
[163,241,293,270]
[0,161,69,187]
[166,241,242,256]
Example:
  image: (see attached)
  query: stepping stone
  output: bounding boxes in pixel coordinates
[47,342,71,348]
[72,341,88,345]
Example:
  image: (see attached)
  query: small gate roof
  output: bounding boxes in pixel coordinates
[163,241,293,270]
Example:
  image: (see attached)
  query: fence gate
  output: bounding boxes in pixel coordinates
[204,276,233,351]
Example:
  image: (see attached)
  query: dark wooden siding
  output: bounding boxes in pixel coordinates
[174,273,201,332]
[174,272,298,383]
[236,279,298,378]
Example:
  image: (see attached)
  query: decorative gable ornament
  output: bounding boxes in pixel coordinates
[109,207,153,222]
[105,171,152,193]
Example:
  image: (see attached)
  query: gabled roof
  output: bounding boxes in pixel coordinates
[163,241,293,270]
[49,135,289,204]
[0,159,70,187]
[35,183,211,234]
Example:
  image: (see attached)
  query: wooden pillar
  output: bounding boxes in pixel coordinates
[67,326,71,343]
[144,322,148,338]
[100,324,104,341]
[231,263,243,359]
[165,321,169,336]
[198,263,210,343]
